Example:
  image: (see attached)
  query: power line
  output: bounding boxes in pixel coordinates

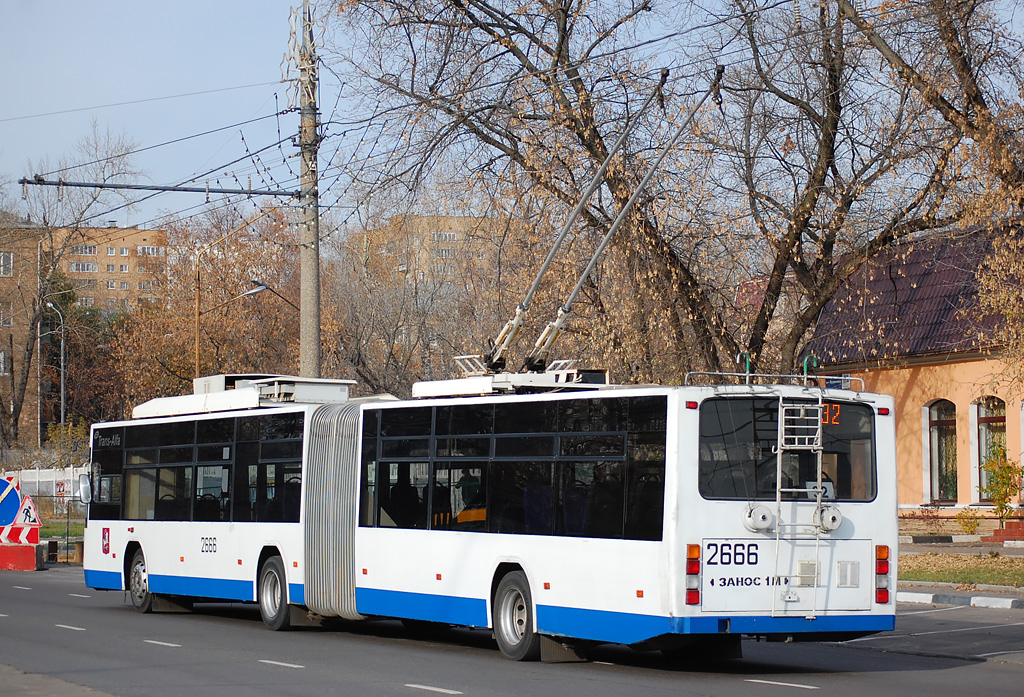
[0,82,280,124]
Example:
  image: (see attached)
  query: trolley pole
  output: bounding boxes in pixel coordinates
[298,0,322,377]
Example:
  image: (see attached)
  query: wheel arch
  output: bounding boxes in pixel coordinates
[123,541,142,591]
[490,562,526,625]
[257,545,286,602]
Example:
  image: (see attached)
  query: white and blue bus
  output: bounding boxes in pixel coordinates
[82,370,897,661]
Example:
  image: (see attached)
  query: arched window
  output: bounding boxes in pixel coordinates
[977,396,1006,502]
[929,400,957,502]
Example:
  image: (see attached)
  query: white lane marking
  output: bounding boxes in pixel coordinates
[56,624,86,631]
[144,640,181,647]
[258,659,305,669]
[976,649,1024,658]
[0,613,8,617]
[68,593,91,598]
[405,685,463,695]
[746,679,819,690]
[847,619,1024,643]
[13,586,31,590]
[899,605,966,616]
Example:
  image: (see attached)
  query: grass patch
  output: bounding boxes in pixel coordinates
[39,521,85,539]
[900,553,1024,588]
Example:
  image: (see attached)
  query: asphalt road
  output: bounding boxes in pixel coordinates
[1,566,1023,697]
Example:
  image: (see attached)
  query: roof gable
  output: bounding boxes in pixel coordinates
[804,230,1001,367]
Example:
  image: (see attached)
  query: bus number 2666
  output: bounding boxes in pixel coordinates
[706,542,758,565]
[200,537,217,553]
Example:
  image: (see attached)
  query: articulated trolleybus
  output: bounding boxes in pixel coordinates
[82,369,896,661]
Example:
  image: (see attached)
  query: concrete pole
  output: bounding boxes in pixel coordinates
[298,0,321,377]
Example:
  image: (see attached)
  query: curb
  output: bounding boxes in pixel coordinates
[896,590,1024,609]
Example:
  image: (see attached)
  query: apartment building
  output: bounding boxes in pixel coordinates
[0,219,168,448]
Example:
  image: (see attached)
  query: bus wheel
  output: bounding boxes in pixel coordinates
[258,556,291,631]
[128,549,153,613]
[493,571,541,661]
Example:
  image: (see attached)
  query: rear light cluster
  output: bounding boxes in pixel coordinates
[686,544,701,605]
[875,545,890,603]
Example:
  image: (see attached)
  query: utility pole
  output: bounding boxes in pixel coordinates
[298,0,321,377]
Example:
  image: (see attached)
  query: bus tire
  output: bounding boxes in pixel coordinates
[128,549,153,613]
[258,556,291,631]
[493,571,541,661]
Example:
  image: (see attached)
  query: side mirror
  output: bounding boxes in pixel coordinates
[78,473,92,505]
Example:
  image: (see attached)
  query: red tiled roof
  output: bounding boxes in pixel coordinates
[803,229,1002,368]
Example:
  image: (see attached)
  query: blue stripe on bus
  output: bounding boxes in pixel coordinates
[289,583,304,605]
[355,587,489,627]
[84,569,122,590]
[149,574,254,601]
[538,604,894,643]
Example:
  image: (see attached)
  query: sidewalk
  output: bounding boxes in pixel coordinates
[897,539,1024,609]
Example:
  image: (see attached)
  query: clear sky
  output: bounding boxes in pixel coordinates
[0,1,317,228]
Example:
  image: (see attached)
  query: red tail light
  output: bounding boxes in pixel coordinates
[875,545,891,604]
[685,544,701,605]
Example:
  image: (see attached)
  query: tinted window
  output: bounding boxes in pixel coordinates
[698,398,876,501]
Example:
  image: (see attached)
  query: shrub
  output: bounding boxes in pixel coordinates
[981,445,1024,528]
[955,507,981,535]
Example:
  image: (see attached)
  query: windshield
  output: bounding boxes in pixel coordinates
[697,397,876,502]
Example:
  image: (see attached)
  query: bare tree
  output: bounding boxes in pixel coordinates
[326,0,1001,382]
[0,126,140,447]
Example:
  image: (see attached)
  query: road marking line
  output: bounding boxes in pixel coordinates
[68,593,91,598]
[976,649,1024,658]
[405,685,463,695]
[56,624,86,631]
[258,660,304,669]
[900,605,966,616]
[847,619,1024,643]
[144,640,181,647]
[0,613,8,617]
[746,679,819,690]
[13,586,31,590]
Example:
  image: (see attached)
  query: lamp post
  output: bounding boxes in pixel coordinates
[45,302,65,428]
[249,279,300,312]
[194,208,277,378]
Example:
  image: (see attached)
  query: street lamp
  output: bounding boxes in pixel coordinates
[249,279,300,311]
[194,208,277,378]
[194,283,271,378]
[45,302,65,429]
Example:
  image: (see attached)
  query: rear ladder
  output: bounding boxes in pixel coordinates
[771,396,825,618]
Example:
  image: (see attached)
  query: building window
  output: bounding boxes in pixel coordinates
[0,252,12,277]
[929,399,958,502]
[0,350,8,376]
[106,264,116,272]
[107,247,115,256]
[107,298,117,309]
[120,265,129,273]
[107,281,117,290]
[69,244,98,256]
[977,396,1006,502]
[137,245,165,257]
[120,281,129,290]
[69,262,98,273]
[120,248,129,256]
[0,302,12,327]
[137,280,154,291]
[76,297,95,307]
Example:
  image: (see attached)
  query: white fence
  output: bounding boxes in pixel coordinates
[1,466,89,519]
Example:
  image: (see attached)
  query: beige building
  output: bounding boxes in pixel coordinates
[0,220,167,448]
[804,229,1019,532]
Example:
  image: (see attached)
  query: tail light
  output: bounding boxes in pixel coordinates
[686,544,701,605]
[875,545,890,604]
